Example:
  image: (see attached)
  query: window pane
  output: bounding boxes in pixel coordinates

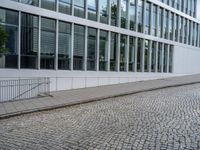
[163,44,168,73]
[137,38,143,72]
[41,0,56,11]
[88,0,97,21]
[144,40,150,72]
[99,0,109,24]
[121,0,128,28]
[110,32,118,71]
[129,0,136,31]
[74,0,85,18]
[21,13,39,69]
[120,34,127,71]
[152,5,157,36]
[0,8,18,69]
[137,0,143,33]
[59,0,71,14]
[40,17,56,69]
[58,21,71,70]
[151,41,156,72]
[129,36,135,72]
[145,2,150,34]
[21,0,39,6]
[169,45,173,73]
[99,30,108,71]
[157,43,162,72]
[111,0,118,26]
[87,28,97,71]
[73,25,85,70]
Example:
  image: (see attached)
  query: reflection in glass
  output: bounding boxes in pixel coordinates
[110,32,118,71]
[111,0,118,26]
[40,17,56,69]
[121,0,128,28]
[74,0,85,18]
[129,0,136,31]
[120,34,127,71]
[99,30,108,71]
[0,8,18,69]
[88,0,97,21]
[41,0,56,11]
[137,0,143,33]
[21,13,38,69]
[151,41,156,72]
[73,25,85,70]
[87,28,97,71]
[137,38,143,72]
[21,0,39,6]
[144,40,150,72]
[99,0,109,24]
[58,21,71,70]
[129,36,135,72]
[59,0,71,15]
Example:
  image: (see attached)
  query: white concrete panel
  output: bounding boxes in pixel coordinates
[173,45,200,74]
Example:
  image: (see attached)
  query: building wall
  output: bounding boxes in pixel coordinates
[173,45,200,74]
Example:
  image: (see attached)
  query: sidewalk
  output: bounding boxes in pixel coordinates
[1,74,200,119]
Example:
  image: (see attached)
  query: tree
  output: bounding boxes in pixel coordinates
[0,27,8,57]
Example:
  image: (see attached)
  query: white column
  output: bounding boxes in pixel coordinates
[85,0,88,19]
[155,41,158,73]
[38,16,41,70]
[172,13,176,41]
[97,0,100,22]
[55,19,59,70]
[84,26,88,71]
[181,17,184,43]
[141,39,145,72]
[18,11,21,70]
[108,0,111,25]
[156,5,159,37]
[96,29,100,71]
[135,0,138,32]
[107,31,111,71]
[197,24,199,47]
[186,19,189,45]
[134,37,138,72]
[148,40,152,72]
[127,0,130,30]
[126,35,130,72]
[161,43,164,73]
[71,0,74,16]
[190,21,193,45]
[70,23,74,70]
[162,9,165,38]
[117,33,120,72]
[194,23,197,46]
[118,0,121,27]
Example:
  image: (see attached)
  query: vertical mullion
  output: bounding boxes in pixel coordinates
[134,37,138,72]
[150,3,153,36]
[166,44,170,73]
[55,20,59,70]
[96,29,100,71]
[126,35,130,72]
[117,33,120,72]
[155,41,158,73]
[143,0,146,34]
[148,40,152,72]
[18,11,21,70]
[38,16,41,70]
[70,23,74,70]
[107,31,111,71]
[135,0,138,32]
[84,26,88,71]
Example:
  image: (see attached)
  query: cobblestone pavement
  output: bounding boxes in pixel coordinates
[1,84,200,150]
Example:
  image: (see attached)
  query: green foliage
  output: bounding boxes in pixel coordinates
[0,27,9,57]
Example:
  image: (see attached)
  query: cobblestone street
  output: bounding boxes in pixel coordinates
[1,84,200,150]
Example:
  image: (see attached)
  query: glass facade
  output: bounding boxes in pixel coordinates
[6,0,200,74]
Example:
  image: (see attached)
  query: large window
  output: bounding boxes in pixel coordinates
[144,40,150,72]
[21,0,39,6]
[137,0,144,33]
[158,8,163,38]
[157,43,162,72]
[164,10,169,39]
[121,0,128,28]
[120,35,127,71]
[111,0,118,26]
[180,17,184,43]
[40,17,56,69]
[145,2,150,35]
[99,30,108,71]
[110,32,118,71]
[74,0,85,18]
[99,0,109,24]
[169,45,173,73]
[73,25,85,70]
[137,38,143,72]
[41,0,56,11]
[152,5,157,36]
[21,13,39,69]
[87,28,97,71]
[169,12,173,40]
[129,0,136,31]
[58,21,71,70]
[151,41,157,72]
[59,0,71,15]
[129,36,135,72]
[175,15,179,42]
[88,0,97,21]
[163,44,168,73]
[0,8,19,69]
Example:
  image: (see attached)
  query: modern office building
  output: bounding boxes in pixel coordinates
[0,0,199,91]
